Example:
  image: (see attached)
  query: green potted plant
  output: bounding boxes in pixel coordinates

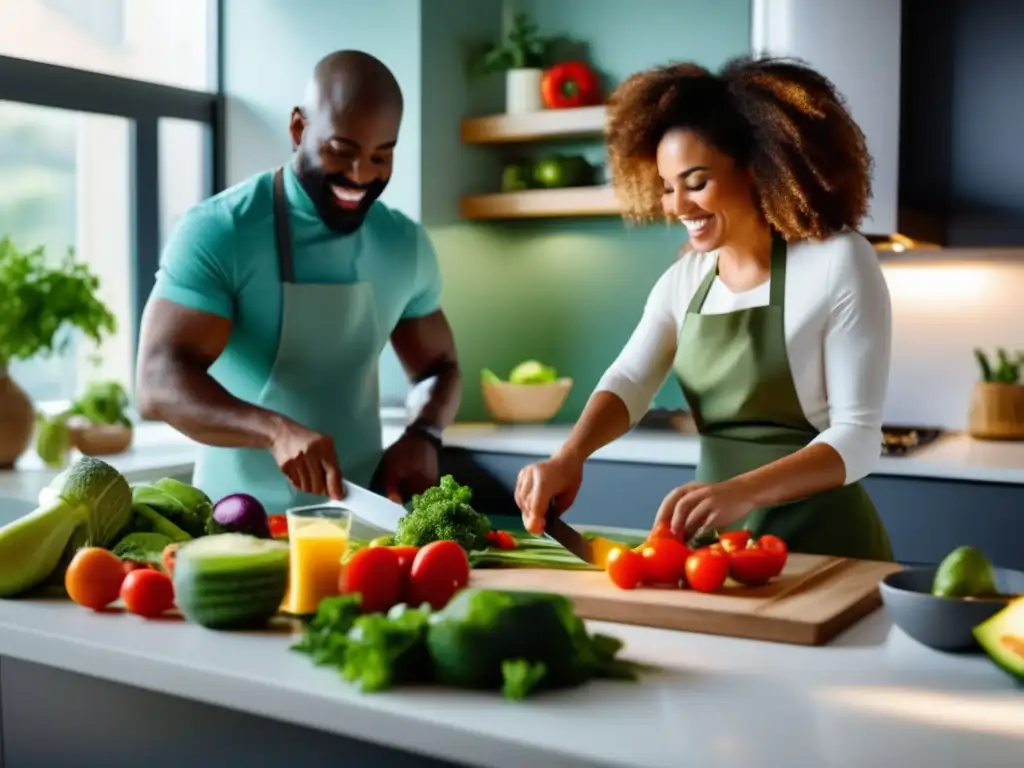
[471,11,551,114]
[969,348,1024,440]
[0,236,116,467]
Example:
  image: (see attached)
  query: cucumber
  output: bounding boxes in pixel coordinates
[173,533,289,630]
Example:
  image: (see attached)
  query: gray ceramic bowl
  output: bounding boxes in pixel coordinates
[880,566,1024,652]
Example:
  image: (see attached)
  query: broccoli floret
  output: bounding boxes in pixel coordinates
[392,475,491,551]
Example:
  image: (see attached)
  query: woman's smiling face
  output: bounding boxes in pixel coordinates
[657,127,761,252]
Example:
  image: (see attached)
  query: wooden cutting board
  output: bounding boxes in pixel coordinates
[470,553,902,646]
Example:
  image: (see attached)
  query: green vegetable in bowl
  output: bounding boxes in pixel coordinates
[393,475,491,552]
[0,456,132,597]
[509,360,558,385]
[34,379,133,468]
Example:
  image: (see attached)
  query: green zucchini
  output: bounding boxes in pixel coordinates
[173,533,289,630]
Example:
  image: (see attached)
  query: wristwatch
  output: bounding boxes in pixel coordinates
[406,421,443,450]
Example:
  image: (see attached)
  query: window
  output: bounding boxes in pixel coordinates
[0,1,222,407]
[0,0,216,91]
[0,102,132,402]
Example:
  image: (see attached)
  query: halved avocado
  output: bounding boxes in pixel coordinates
[973,596,1024,683]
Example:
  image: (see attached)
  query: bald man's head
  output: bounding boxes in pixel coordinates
[289,50,404,234]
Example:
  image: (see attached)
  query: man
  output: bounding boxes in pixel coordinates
[135,50,461,512]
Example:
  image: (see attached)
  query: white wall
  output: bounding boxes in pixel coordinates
[881,253,1024,430]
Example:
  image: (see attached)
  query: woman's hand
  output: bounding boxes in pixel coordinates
[515,454,584,535]
[654,479,755,542]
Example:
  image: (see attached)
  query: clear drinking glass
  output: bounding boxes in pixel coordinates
[281,503,353,616]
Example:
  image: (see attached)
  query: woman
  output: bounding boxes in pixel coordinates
[514,56,894,561]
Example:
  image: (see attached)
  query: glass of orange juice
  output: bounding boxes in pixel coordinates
[280,503,352,617]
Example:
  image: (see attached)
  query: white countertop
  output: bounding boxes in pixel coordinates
[3,419,1024,504]
[0,590,1020,767]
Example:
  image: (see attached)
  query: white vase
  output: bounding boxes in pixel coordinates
[505,68,544,114]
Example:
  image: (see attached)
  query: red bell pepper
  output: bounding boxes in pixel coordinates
[485,530,517,550]
[268,514,289,539]
[541,61,601,109]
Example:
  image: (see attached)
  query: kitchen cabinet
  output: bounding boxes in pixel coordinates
[442,449,1024,570]
[0,657,458,767]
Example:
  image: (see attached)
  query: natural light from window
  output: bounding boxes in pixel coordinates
[0,0,214,406]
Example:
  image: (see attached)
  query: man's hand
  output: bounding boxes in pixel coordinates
[269,419,344,500]
[377,429,439,503]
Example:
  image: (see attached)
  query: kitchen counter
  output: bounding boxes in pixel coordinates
[0,585,1020,767]
[3,420,1024,505]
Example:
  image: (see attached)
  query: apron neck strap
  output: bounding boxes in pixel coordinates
[272,167,296,284]
[685,232,788,314]
[768,232,787,307]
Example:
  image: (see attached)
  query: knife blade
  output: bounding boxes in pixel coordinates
[544,511,625,568]
[319,481,408,534]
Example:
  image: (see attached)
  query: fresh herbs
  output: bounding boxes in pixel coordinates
[468,12,551,75]
[974,348,1024,384]
[0,237,116,369]
[292,588,651,701]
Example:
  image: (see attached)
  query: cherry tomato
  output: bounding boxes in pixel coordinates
[717,530,752,553]
[341,546,403,613]
[407,540,470,610]
[121,568,175,618]
[485,530,517,550]
[606,547,644,590]
[758,534,788,556]
[684,549,730,593]
[268,515,289,538]
[65,547,126,611]
[638,538,691,584]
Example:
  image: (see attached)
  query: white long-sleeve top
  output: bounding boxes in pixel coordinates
[595,230,892,484]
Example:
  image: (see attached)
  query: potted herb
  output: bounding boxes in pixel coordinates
[471,12,551,114]
[0,237,116,467]
[35,380,134,468]
[968,348,1024,440]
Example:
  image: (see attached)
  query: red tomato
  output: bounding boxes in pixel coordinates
[684,549,730,593]
[341,546,403,613]
[606,547,643,590]
[717,531,752,553]
[647,522,674,541]
[268,515,289,538]
[639,538,691,584]
[728,548,786,586]
[758,534,788,556]
[485,530,517,550]
[121,569,175,618]
[388,545,419,591]
[407,540,470,610]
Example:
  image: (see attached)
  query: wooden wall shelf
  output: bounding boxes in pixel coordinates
[460,186,620,220]
[461,106,607,145]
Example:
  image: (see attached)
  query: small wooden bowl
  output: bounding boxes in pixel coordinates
[967,382,1024,440]
[70,423,133,456]
[482,378,573,423]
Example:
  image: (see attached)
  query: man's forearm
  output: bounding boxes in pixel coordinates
[408,361,461,430]
[137,356,284,448]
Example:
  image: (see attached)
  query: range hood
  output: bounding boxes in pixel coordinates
[750,0,936,251]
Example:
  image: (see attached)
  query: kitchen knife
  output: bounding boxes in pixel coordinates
[321,481,408,534]
[544,512,624,568]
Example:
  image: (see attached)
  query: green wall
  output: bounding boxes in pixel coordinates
[426,0,752,422]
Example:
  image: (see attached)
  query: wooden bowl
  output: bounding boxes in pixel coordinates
[70,423,133,456]
[482,378,573,423]
[968,382,1024,440]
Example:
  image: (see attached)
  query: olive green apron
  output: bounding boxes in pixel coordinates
[674,235,893,561]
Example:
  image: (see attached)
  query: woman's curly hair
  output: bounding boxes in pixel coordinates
[604,56,873,241]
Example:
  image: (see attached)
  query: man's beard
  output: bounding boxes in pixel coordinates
[294,154,388,234]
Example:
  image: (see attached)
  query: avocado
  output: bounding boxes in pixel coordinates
[973,596,1024,684]
[932,545,998,598]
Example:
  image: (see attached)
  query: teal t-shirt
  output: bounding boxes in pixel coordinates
[150,163,442,401]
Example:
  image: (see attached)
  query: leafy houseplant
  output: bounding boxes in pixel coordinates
[968,348,1024,440]
[0,236,117,467]
[470,12,551,114]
